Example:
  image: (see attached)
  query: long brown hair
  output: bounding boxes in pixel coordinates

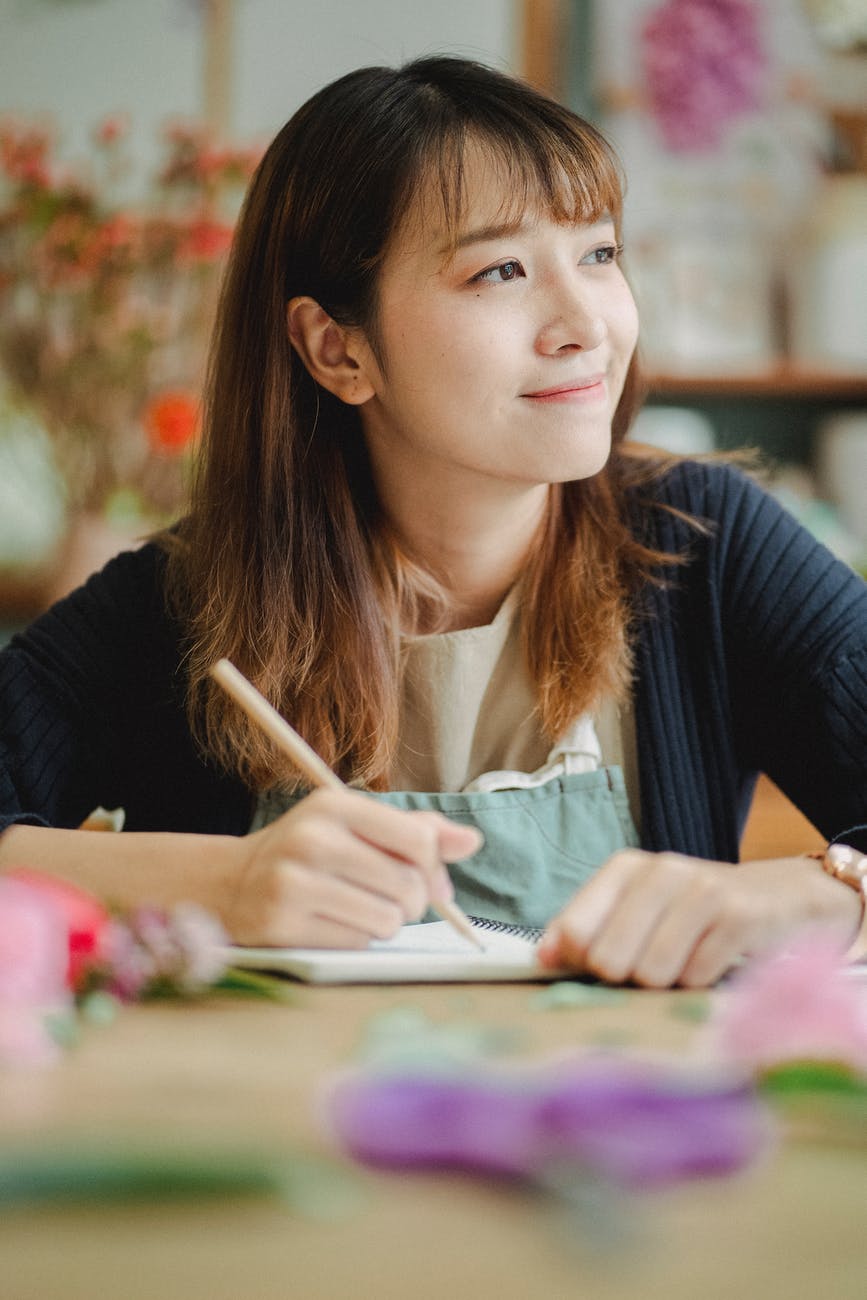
[166,55,679,792]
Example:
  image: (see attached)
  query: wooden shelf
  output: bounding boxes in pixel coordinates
[647,365,867,401]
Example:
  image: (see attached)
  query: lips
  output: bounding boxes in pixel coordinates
[523,374,607,399]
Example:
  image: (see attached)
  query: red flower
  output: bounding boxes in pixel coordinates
[0,122,52,187]
[143,390,200,455]
[178,217,234,264]
[94,114,129,147]
[4,868,110,991]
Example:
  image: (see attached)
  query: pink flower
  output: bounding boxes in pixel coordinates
[0,1007,62,1068]
[0,877,70,1069]
[709,933,867,1074]
[169,902,230,991]
[101,918,157,1001]
[0,878,69,1005]
[102,902,229,1001]
[640,0,766,152]
[4,868,110,991]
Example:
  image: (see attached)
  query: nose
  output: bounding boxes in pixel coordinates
[535,276,607,355]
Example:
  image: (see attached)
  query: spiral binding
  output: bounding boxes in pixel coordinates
[468,916,544,941]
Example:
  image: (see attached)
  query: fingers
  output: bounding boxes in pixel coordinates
[425,813,485,863]
[634,877,732,987]
[538,850,644,973]
[236,789,484,948]
[283,807,431,918]
[326,793,479,902]
[539,851,741,989]
[252,861,408,949]
[585,856,708,986]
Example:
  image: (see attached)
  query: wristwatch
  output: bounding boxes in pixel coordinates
[818,844,867,961]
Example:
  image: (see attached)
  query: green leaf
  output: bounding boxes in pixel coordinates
[531,981,628,1010]
[217,966,298,1002]
[0,1144,361,1219]
[758,1060,867,1098]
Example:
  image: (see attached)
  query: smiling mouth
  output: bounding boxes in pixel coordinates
[523,376,607,402]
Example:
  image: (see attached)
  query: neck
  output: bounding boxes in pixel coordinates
[387,483,550,632]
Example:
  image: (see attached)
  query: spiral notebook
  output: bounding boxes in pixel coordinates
[222,917,566,984]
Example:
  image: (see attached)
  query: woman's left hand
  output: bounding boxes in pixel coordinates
[537,850,863,988]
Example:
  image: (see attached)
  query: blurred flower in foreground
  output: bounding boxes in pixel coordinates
[103,902,229,1000]
[708,932,867,1074]
[0,875,72,1066]
[5,867,111,989]
[329,1055,771,1191]
[0,867,229,1068]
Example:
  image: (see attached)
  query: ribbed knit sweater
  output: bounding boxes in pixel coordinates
[3,460,867,857]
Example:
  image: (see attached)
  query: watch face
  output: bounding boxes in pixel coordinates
[825,845,867,890]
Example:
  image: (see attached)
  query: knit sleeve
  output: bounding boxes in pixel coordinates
[680,462,867,842]
[0,542,180,833]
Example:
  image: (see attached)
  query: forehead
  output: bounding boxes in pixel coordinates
[388,133,621,264]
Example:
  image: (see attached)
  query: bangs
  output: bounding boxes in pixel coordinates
[397,112,625,255]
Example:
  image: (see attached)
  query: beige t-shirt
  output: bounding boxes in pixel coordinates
[391,589,640,828]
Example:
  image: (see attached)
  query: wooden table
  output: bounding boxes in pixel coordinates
[1,983,864,1300]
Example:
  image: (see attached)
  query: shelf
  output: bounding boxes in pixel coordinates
[647,365,867,400]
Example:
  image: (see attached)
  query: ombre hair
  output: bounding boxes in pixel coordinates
[166,55,678,792]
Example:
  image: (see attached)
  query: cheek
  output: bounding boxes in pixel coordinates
[611,285,640,355]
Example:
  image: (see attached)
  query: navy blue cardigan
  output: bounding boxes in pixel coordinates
[3,461,867,858]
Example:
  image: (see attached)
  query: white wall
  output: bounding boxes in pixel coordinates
[234,0,517,138]
[0,0,517,164]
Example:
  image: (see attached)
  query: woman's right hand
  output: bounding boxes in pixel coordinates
[224,787,483,948]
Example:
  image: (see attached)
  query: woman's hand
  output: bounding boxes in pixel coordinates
[537,850,863,988]
[224,787,482,948]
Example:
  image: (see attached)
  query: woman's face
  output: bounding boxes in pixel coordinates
[352,150,639,520]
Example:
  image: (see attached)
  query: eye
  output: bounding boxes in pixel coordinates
[472,259,525,285]
[581,242,624,266]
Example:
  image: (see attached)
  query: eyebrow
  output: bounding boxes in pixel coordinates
[441,220,531,257]
[441,211,615,257]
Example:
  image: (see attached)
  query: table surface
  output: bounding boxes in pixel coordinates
[1,981,865,1300]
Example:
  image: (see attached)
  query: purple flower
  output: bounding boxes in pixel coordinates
[329,1055,771,1190]
[640,0,767,152]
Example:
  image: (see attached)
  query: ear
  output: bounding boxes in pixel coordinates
[286,297,375,406]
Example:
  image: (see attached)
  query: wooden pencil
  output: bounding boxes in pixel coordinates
[210,657,484,950]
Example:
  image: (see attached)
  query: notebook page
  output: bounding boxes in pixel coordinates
[222,920,561,984]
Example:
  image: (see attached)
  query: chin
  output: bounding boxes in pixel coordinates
[557,434,613,483]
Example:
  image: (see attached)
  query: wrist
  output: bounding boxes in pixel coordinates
[809,845,867,960]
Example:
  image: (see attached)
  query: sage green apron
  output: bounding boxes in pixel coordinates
[253,765,639,931]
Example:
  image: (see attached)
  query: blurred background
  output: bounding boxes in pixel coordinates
[0,0,866,631]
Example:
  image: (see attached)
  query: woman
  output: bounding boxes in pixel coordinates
[1,56,865,986]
